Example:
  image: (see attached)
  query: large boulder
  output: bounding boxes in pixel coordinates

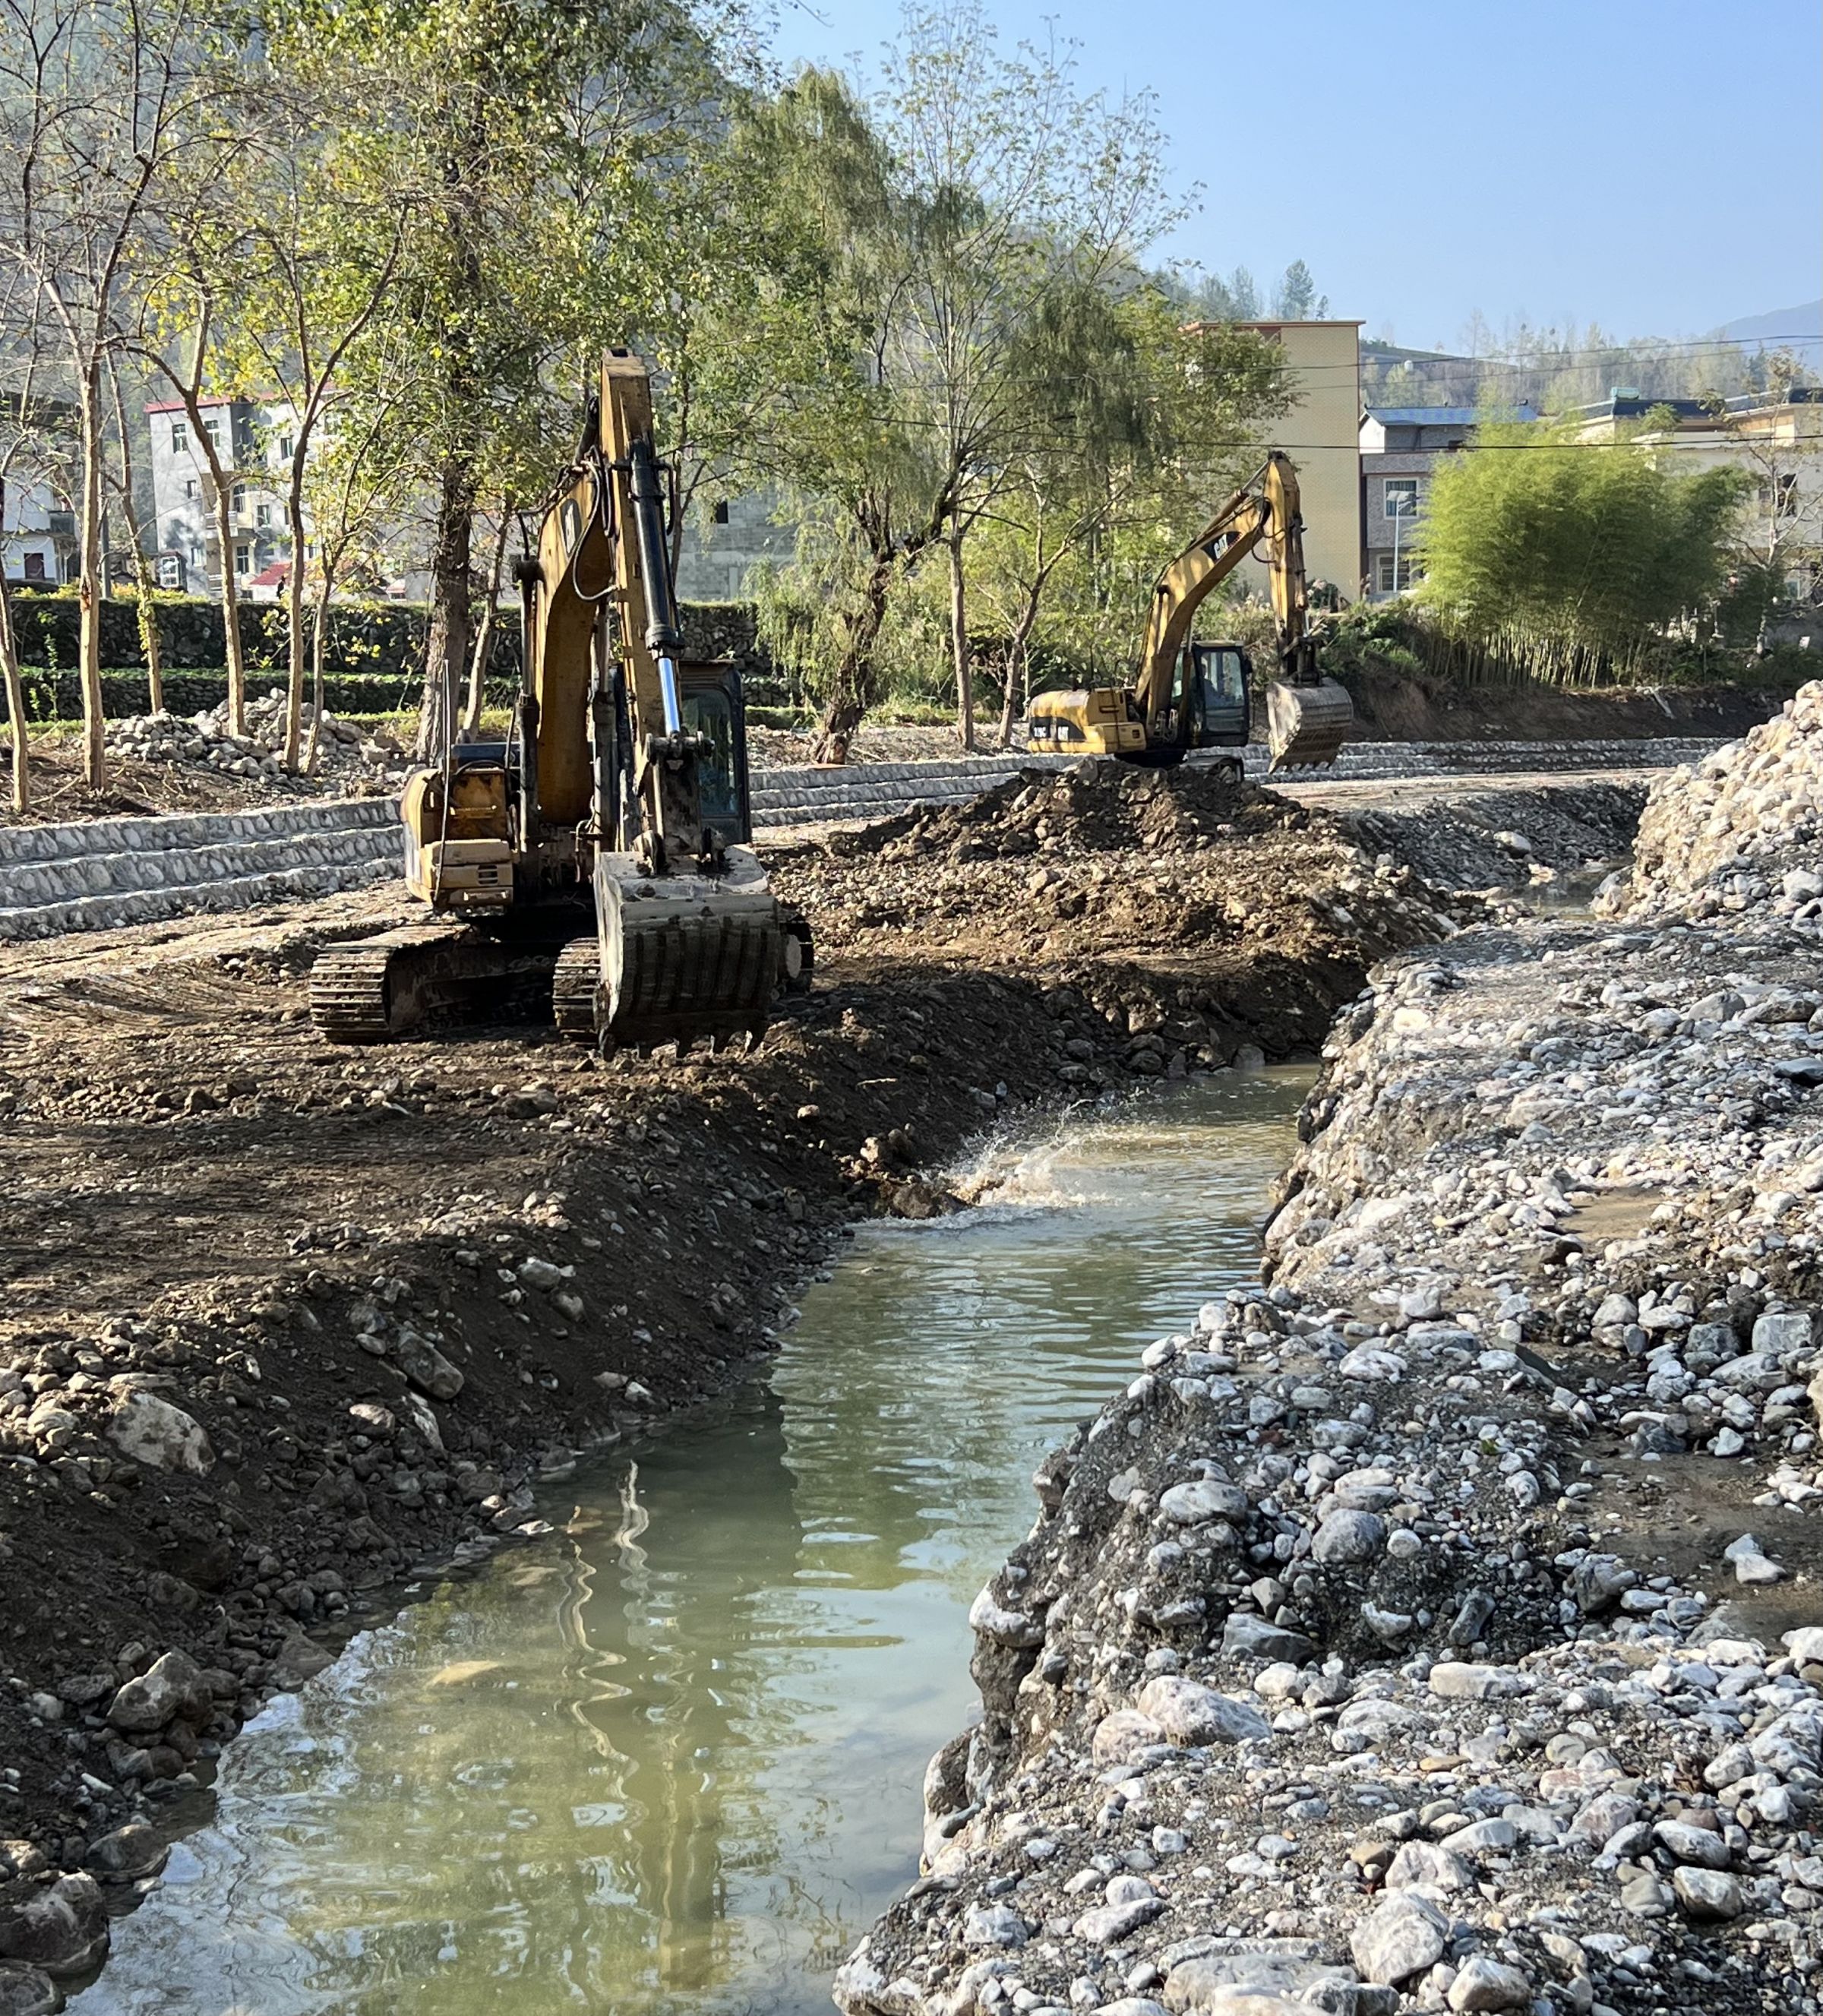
[106,1391,213,1474]
[1136,1676,1271,1746]
[0,1872,109,1977]
[106,1649,213,1734]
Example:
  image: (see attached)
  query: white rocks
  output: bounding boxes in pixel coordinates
[1784,1626,1823,1663]
[1337,1346,1406,1383]
[1671,1866,1746,1920]
[1383,1840,1473,1894]
[106,1389,213,1474]
[1440,1818,1518,1857]
[1723,1532,1784,1585]
[1445,1956,1531,2012]
[0,1871,109,1977]
[1158,1479,1250,1525]
[970,1588,1046,1648]
[1651,1819,1730,1869]
[1350,1892,1448,1984]
[962,1902,1028,1948]
[1092,1710,1164,1765]
[1426,1661,1512,1702]
[1135,1676,1271,1746]
[1073,1897,1164,1945]
[1311,1509,1386,1564]
[106,1648,213,1733]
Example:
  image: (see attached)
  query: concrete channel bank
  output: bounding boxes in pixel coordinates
[835,700,1823,2016]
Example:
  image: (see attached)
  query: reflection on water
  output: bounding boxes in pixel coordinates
[71,1070,1306,2016]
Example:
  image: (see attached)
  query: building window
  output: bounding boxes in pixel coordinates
[170,419,188,453]
[234,542,251,576]
[255,501,272,529]
[275,434,293,461]
[1777,472,1799,520]
[1377,554,1419,592]
[23,551,46,581]
[202,414,222,447]
[232,483,248,519]
[183,478,198,500]
[1384,478,1420,518]
[712,499,730,524]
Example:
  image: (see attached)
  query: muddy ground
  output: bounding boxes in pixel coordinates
[0,763,1540,1910]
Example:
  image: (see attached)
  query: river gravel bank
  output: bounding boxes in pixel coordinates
[837,697,1823,2016]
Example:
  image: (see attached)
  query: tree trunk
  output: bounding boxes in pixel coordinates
[76,371,108,788]
[282,477,308,769]
[463,509,511,735]
[948,527,974,752]
[106,359,164,713]
[306,574,332,774]
[814,549,896,764]
[0,561,29,814]
[997,591,1039,750]
[210,463,248,735]
[419,458,476,762]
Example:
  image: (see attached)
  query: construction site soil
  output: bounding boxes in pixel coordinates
[0,760,1646,1990]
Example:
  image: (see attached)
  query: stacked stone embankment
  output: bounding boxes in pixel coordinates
[836,712,1823,2016]
[1614,681,1823,921]
[0,798,400,941]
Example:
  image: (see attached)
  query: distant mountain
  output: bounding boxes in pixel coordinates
[1715,300,1822,372]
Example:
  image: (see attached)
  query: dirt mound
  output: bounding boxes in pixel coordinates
[843,758,1276,865]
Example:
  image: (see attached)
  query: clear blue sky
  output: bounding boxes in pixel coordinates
[770,0,1822,351]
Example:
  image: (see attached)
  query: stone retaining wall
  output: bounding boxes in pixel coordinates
[0,799,401,942]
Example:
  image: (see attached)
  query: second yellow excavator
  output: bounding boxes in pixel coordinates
[1027,452,1353,772]
[309,350,809,1051]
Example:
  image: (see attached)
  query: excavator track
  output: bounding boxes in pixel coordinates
[308,925,572,1043]
[551,937,601,1039]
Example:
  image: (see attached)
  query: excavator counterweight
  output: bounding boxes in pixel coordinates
[310,350,808,1051]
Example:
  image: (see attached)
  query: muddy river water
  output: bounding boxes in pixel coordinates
[71,1070,1308,2016]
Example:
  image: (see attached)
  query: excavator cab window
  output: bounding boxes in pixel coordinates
[680,664,754,845]
[1186,643,1251,749]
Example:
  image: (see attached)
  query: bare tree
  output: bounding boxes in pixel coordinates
[0,0,231,783]
[0,275,55,810]
[103,348,164,712]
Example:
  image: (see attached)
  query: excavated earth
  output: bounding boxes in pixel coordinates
[833,714,1823,2016]
[0,758,1649,1999]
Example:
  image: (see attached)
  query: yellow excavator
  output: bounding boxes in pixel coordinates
[1026,451,1352,772]
[310,349,810,1050]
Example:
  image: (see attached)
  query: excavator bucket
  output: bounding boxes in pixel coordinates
[1264,679,1354,772]
[558,848,782,1051]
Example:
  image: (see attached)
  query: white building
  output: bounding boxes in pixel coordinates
[1,472,74,584]
[144,395,297,597]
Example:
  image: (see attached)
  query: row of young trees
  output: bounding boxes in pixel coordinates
[0,0,1302,804]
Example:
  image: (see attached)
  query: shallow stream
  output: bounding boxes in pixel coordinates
[71,1070,1306,2016]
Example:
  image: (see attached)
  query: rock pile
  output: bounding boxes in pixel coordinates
[1617,681,1823,921]
[106,689,407,794]
[839,782,1823,2014]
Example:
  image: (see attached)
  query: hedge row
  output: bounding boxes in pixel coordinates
[2,591,784,719]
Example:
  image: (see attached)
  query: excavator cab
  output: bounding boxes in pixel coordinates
[679,663,753,847]
[1184,643,1251,749]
